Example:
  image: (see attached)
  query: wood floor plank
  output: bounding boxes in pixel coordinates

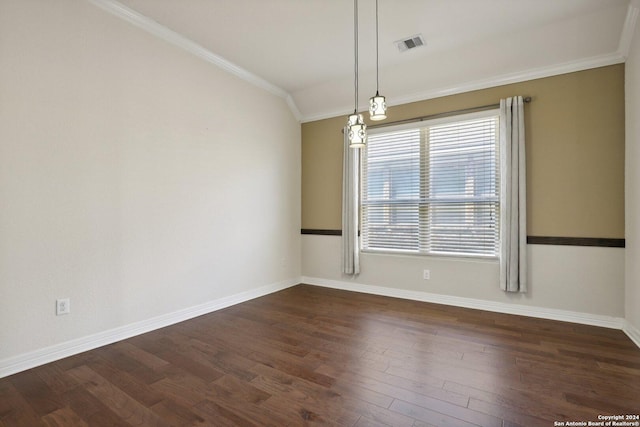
[467,397,550,427]
[386,361,520,394]
[114,341,171,371]
[0,380,46,427]
[345,399,416,427]
[558,346,640,369]
[85,355,166,408]
[445,373,613,423]
[96,343,167,385]
[1,284,638,426]
[247,350,335,388]
[193,399,266,427]
[66,365,170,427]
[60,385,134,427]
[317,363,470,412]
[149,399,206,427]
[194,389,293,426]
[131,334,225,383]
[34,364,79,396]
[181,339,258,382]
[389,399,482,427]
[564,392,639,414]
[258,392,353,425]
[150,375,208,408]
[250,362,359,425]
[466,385,601,425]
[41,407,89,427]
[8,368,65,417]
[214,374,271,405]
[324,358,502,427]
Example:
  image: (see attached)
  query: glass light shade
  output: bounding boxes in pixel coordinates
[347,113,367,148]
[369,94,387,121]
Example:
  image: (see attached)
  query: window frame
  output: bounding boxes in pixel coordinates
[360,109,501,260]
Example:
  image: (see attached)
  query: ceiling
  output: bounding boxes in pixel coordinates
[98,0,636,121]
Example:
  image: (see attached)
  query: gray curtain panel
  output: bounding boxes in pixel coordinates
[342,127,360,275]
[500,96,527,292]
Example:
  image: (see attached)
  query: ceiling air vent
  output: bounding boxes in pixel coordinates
[396,34,425,52]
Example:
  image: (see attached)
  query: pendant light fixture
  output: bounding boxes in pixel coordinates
[347,0,366,148]
[369,0,386,121]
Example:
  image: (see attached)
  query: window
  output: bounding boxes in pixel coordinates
[361,110,500,257]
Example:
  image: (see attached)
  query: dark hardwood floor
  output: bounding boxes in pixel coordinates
[1,284,639,426]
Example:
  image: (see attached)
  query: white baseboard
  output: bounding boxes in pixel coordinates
[0,278,298,379]
[624,320,640,349]
[3,276,636,379]
[302,276,626,331]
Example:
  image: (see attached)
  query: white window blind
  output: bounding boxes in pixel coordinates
[361,111,500,257]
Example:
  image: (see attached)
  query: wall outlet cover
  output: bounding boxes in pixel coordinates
[56,298,70,315]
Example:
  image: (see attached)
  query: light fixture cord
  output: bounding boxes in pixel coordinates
[375,0,379,94]
[354,0,359,113]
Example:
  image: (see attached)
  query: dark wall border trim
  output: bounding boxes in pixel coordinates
[301,230,625,248]
[526,236,625,248]
[301,229,342,236]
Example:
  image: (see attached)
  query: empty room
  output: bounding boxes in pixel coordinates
[1,0,640,426]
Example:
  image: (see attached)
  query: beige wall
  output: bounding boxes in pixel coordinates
[302,65,625,239]
[625,0,640,337]
[0,0,300,362]
[302,235,624,318]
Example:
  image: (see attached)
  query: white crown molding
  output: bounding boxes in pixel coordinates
[300,105,358,125]
[86,0,302,121]
[285,94,303,122]
[300,51,626,123]
[390,52,626,109]
[618,0,640,59]
[87,0,634,125]
[0,278,299,379]
[624,320,640,349]
[301,276,627,331]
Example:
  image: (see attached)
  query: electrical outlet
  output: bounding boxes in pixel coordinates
[56,298,70,315]
[423,269,430,280]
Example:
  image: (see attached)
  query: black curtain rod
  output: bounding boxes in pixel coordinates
[368,96,532,130]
